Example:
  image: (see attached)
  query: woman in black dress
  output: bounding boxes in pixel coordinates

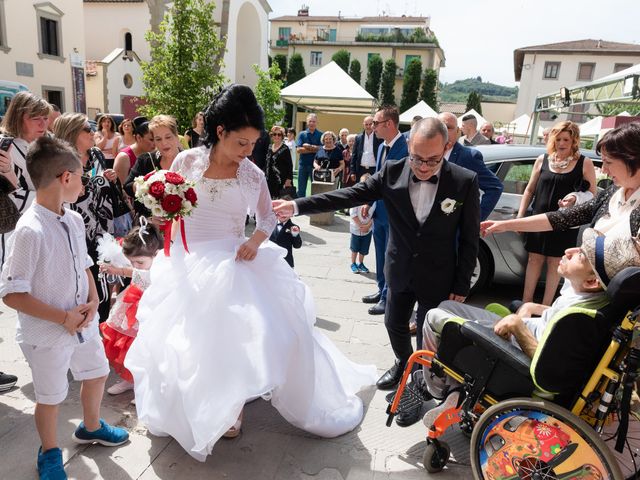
[313,131,344,184]
[517,121,596,305]
[264,125,293,199]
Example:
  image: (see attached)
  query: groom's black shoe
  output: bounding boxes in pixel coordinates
[362,292,381,304]
[368,300,386,315]
[376,361,405,390]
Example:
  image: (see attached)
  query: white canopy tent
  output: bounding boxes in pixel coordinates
[506,114,545,137]
[457,109,488,127]
[399,100,438,124]
[280,62,376,121]
[579,111,630,136]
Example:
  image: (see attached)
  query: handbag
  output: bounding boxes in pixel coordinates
[279,185,297,199]
[313,169,334,183]
[0,175,20,234]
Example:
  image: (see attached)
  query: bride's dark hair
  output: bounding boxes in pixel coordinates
[201,84,265,148]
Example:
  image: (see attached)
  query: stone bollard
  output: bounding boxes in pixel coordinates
[309,181,337,225]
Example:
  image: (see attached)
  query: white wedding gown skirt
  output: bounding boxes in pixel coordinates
[125,176,377,462]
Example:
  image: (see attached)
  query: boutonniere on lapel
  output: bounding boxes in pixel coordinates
[440,198,463,215]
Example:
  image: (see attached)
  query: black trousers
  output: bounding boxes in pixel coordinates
[385,288,439,366]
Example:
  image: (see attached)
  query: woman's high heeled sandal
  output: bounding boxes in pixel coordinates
[223,418,242,439]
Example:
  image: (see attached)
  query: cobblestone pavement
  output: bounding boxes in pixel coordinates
[0,213,519,479]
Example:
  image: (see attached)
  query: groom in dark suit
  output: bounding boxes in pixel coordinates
[273,118,480,422]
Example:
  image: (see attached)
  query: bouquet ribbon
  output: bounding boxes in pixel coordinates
[162,217,190,256]
[123,284,144,329]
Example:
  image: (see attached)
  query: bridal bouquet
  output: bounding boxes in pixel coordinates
[134,170,198,255]
[134,170,197,220]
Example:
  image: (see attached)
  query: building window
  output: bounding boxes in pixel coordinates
[329,29,336,42]
[577,63,595,81]
[124,32,132,52]
[614,63,633,73]
[35,2,64,60]
[123,74,133,89]
[310,51,322,67]
[42,86,64,112]
[543,61,560,79]
[278,27,291,40]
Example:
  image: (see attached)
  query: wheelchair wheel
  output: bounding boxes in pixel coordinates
[423,440,451,473]
[470,398,622,480]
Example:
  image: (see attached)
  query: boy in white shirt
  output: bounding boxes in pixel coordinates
[0,137,128,480]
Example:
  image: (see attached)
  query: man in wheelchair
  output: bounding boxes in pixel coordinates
[422,227,640,412]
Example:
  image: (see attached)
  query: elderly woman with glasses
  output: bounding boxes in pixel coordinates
[313,131,345,184]
[52,113,121,321]
[265,125,293,199]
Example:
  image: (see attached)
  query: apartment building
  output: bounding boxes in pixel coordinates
[269,7,445,102]
[514,39,640,123]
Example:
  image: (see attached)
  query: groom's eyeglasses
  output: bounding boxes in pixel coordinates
[409,154,443,168]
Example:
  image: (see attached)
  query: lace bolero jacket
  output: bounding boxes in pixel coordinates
[546,184,640,234]
[170,146,277,236]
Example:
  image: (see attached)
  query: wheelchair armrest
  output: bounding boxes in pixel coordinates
[460,321,532,378]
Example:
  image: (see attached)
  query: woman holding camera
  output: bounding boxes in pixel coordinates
[313,131,344,184]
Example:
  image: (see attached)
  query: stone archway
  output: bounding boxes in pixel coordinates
[234,1,261,86]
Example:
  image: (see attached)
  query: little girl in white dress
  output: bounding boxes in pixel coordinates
[125,85,377,462]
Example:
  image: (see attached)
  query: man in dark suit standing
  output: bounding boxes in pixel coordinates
[273,118,480,424]
[439,112,503,221]
[349,116,382,181]
[362,106,409,316]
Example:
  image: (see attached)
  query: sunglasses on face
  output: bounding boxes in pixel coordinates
[372,119,388,127]
[81,125,92,133]
[270,132,283,137]
[56,170,92,186]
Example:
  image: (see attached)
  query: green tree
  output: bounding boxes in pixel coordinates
[331,49,350,73]
[364,54,383,99]
[272,54,288,82]
[466,90,483,114]
[140,0,226,132]
[284,53,306,126]
[252,63,283,131]
[349,59,362,84]
[420,68,438,111]
[400,58,422,112]
[380,59,397,106]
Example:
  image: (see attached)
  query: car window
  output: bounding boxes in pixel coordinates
[498,160,535,195]
[503,415,528,432]
[487,434,506,455]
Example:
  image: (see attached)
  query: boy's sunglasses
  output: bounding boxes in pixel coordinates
[56,171,92,186]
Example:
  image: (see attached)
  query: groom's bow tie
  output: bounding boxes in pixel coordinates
[412,174,438,184]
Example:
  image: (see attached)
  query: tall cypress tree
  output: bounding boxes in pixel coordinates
[273,54,288,82]
[380,59,397,106]
[331,49,350,73]
[400,58,422,112]
[420,68,438,112]
[466,90,483,114]
[284,53,306,126]
[364,55,383,100]
[349,59,362,85]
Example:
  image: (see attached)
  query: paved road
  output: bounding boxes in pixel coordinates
[0,213,521,479]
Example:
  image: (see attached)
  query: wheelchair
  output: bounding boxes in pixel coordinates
[386,267,640,480]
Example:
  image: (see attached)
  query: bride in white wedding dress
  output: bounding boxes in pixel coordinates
[125,85,377,462]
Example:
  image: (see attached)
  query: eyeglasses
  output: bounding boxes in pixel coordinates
[81,125,92,133]
[270,132,283,137]
[56,170,92,186]
[372,119,389,127]
[409,154,443,168]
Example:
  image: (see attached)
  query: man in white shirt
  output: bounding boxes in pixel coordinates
[350,115,382,180]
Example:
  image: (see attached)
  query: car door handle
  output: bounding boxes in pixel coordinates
[494,206,518,215]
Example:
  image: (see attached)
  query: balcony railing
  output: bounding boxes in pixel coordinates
[275,39,289,47]
[355,30,439,46]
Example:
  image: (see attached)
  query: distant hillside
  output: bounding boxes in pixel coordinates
[439,77,518,103]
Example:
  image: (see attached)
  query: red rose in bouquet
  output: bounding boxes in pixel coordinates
[149,181,165,199]
[185,187,197,204]
[164,172,185,185]
[161,194,183,214]
[143,171,155,181]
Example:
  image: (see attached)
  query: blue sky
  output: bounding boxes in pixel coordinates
[268,0,640,86]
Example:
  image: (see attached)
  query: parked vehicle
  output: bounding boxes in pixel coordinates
[0,80,29,117]
[470,144,602,294]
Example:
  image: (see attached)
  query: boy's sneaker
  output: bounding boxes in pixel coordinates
[37,447,67,480]
[72,419,129,446]
[357,263,369,274]
[350,263,359,274]
[0,371,18,391]
[107,380,134,395]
